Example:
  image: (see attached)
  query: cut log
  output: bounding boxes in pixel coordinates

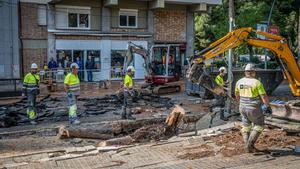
[97,136,134,147]
[57,118,165,139]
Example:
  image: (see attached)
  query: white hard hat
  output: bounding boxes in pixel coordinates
[245,63,255,71]
[70,63,79,69]
[219,66,227,73]
[31,63,38,69]
[127,66,135,72]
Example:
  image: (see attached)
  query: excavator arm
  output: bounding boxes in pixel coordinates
[124,42,151,76]
[188,27,300,96]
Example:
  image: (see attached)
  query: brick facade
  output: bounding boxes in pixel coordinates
[20,3,47,39]
[22,49,47,73]
[20,2,48,74]
[154,9,187,43]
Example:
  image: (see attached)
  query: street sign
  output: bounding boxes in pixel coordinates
[257,24,268,39]
[268,25,279,35]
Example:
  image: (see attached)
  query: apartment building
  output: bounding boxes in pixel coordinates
[19,0,221,80]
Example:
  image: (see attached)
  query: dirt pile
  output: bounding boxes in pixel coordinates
[178,127,300,160]
[0,93,173,127]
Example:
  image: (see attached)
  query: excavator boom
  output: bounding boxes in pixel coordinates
[188,27,300,96]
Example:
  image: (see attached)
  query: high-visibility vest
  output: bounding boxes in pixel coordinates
[23,73,40,92]
[215,75,225,87]
[235,77,266,106]
[124,74,133,89]
[64,73,80,93]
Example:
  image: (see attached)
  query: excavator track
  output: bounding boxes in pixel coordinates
[152,84,181,95]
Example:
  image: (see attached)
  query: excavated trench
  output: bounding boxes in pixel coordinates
[0,93,174,128]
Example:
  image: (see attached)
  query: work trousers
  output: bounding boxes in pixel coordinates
[67,92,78,120]
[240,104,264,133]
[27,92,37,120]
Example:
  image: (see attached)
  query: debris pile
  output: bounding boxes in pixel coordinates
[130,124,166,142]
[0,93,174,127]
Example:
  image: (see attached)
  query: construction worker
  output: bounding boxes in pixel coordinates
[64,63,81,125]
[22,63,40,125]
[215,66,227,88]
[212,66,228,121]
[121,66,136,120]
[235,63,272,153]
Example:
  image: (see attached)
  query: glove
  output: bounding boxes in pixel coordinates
[262,104,272,116]
[67,91,73,98]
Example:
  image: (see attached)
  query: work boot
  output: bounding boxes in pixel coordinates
[220,111,228,121]
[242,132,250,144]
[246,130,261,153]
[121,106,127,119]
[127,111,136,120]
[72,119,81,125]
[30,120,38,125]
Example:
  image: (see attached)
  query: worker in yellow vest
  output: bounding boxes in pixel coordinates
[235,63,272,153]
[213,66,228,121]
[215,67,227,88]
[121,66,136,120]
[22,63,40,125]
[64,63,81,125]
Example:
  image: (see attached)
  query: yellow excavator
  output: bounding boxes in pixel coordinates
[187,27,300,97]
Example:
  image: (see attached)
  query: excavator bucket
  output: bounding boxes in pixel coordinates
[187,63,225,96]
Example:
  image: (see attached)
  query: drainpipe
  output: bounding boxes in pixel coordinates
[18,0,24,78]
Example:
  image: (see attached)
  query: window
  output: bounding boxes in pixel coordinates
[55,5,90,29]
[111,50,135,79]
[37,5,47,26]
[119,9,138,28]
[68,13,89,28]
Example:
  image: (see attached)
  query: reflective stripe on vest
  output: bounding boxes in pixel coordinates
[215,75,224,86]
[23,73,39,91]
[64,73,80,92]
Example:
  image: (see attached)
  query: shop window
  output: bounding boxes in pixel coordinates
[119,9,138,28]
[56,50,72,69]
[86,50,101,71]
[111,50,134,79]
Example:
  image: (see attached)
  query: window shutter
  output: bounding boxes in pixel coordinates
[55,8,68,29]
[110,8,119,28]
[138,10,147,29]
[37,5,47,26]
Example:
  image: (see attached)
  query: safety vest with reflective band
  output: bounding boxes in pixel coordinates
[235,77,266,107]
[64,73,80,94]
[124,74,133,89]
[23,73,40,92]
[215,75,225,87]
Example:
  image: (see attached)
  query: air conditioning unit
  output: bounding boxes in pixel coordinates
[151,0,165,9]
[105,0,118,6]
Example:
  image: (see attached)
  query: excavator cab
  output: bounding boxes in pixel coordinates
[124,42,182,94]
[147,44,181,84]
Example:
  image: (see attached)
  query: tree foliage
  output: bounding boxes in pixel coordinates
[194,0,299,55]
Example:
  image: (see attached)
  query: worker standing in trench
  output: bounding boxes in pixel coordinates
[64,63,81,125]
[214,66,228,120]
[235,63,272,153]
[121,66,136,120]
[22,63,40,125]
